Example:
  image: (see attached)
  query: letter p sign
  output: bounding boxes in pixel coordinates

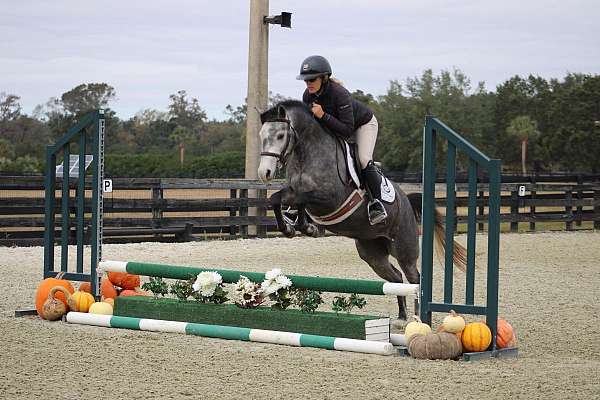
[103,179,113,193]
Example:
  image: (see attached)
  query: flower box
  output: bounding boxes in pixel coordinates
[114,296,389,341]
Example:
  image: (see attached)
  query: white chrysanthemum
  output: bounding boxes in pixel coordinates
[265,268,282,281]
[211,272,223,284]
[193,271,221,297]
[260,281,281,296]
[275,275,292,288]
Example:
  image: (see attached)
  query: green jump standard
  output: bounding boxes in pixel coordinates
[114,296,390,341]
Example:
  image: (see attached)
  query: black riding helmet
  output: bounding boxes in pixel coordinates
[296,55,332,80]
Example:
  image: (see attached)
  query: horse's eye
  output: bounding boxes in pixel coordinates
[276,133,285,140]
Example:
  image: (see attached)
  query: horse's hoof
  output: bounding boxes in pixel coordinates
[283,225,296,238]
[398,310,408,321]
[305,224,318,237]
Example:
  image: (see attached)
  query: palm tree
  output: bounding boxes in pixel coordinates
[169,126,194,166]
[506,116,539,174]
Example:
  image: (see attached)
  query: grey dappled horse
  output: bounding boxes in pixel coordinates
[257,100,466,319]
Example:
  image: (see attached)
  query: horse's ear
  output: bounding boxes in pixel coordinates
[259,110,268,124]
[277,105,287,119]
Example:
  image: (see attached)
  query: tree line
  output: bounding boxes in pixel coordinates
[1,69,599,177]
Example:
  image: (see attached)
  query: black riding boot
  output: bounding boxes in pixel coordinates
[362,160,388,225]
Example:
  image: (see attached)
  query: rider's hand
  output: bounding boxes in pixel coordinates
[311,103,325,119]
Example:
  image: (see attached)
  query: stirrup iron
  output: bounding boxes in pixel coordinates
[367,198,387,225]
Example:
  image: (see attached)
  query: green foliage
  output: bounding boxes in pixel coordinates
[332,294,367,314]
[0,92,22,122]
[141,277,169,298]
[268,288,294,310]
[104,151,244,178]
[3,72,600,176]
[168,90,207,133]
[0,155,43,174]
[169,279,195,302]
[293,289,324,313]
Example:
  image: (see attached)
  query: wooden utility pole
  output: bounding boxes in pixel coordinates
[246,0,269,236]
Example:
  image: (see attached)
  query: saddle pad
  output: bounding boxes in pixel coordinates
[344,141,396,204]
[380,176,396,204]
[345,142,361,189]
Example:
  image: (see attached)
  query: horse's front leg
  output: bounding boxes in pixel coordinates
[270,189,296,238]
[295,204,319,237]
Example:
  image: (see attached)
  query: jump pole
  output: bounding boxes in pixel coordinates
[99,260,419,297]
[65,312,396,356]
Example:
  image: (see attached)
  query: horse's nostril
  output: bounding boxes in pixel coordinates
[266,169,272,179]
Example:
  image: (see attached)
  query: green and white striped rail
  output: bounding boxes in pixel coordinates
[99,260,419,297]
[65,312,396,356]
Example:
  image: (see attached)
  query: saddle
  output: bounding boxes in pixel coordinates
[304,138,396,226]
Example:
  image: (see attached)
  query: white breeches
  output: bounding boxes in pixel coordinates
[355,115,378,169]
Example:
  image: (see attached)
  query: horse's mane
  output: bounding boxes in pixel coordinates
[260,100,311,124]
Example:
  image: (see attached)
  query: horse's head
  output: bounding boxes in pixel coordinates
[257,101,309,182]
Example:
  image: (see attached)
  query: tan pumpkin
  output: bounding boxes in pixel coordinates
[42,286,77,321]
[72,290,95,312]
[441,310,466,333]
[404,316,432,342]
[407,332,463,360]
[35,272,75,319]
[437,324,464,342]
[496,318,515,349]
[461,322,492,352]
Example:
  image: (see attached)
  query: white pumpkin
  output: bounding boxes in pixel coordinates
[88,301,113,315]
[441,310,466,333]
[404,316,432,341]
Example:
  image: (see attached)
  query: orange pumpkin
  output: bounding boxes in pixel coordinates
[35,273,75,319]
[461,322,492,352]
[72,290,95,312]
[108,272,140,290]
[496,318,515,349]
[102,297,115,307]
[100,276,118,299]
[119,289,150,297]
[79,281,92,293]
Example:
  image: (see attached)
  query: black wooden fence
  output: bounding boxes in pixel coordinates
[1,174,599,246]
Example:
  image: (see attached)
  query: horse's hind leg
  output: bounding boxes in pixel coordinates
[355,238,409,320]
[389,233,421,318]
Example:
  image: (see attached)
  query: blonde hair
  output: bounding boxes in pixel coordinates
[325,75,344,87]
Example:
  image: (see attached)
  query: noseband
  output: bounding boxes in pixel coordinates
[260,118,298,165]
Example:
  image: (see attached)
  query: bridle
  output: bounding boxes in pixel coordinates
[259,118,298,166]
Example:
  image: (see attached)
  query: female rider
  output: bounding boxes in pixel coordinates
[297,55,387,224]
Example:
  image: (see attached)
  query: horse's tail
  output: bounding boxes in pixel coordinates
[407,192,468,272]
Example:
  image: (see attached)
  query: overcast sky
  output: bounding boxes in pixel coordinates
[2,0,599,120]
